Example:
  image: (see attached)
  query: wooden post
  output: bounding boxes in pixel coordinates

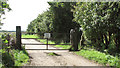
[70,29,74,50]
[70,28,79,51]
[74,28,78,51]
[16,26,22,50]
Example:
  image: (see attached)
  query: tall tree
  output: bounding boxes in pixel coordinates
[27,10,53,36]
[48,2,79,43]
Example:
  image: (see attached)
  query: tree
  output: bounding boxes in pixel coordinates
[0,0,11,29]
[27,10,53,36]
[48,2,79,43]
[73,2,120,54]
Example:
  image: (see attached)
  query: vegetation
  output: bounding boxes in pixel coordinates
[0,0,11,29]
[48,52,58,56]
[73,2,120,55]
[75,49,120,67]
[22,34,38,38]
[0,33,29,67]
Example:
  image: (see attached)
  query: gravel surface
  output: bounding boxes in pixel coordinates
[22,39,102,66]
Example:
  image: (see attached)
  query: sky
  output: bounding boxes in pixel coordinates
[1,0,50,31]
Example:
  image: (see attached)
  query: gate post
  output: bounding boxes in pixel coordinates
[70,29,75,50]
[70,28,79,51]
[16,26,22,50]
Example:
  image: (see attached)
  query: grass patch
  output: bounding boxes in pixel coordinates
[75,49,120,67]
[47,52,59,56]
[55,45,71,49]
[22,34,38,38]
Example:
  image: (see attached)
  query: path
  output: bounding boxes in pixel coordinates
[22,39,102,66]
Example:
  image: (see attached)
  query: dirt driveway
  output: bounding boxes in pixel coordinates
[22,39,102,66]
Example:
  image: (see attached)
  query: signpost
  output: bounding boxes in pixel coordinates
[44,33,51,39]
[44,33,51,50]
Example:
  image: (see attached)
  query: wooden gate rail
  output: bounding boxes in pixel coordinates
[22,32,70,34]
[21,38,69,40]
[22,38,46,39]
[25,49,69,50]
[22,43,71,45]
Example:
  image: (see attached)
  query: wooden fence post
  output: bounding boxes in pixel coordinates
[16,26,22,50]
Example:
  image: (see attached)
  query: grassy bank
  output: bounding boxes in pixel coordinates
[22,34,120,67]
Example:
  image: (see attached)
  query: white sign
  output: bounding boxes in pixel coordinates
[44,33,51,38]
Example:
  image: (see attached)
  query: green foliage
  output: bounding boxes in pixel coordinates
[0,0,11,28]
[48,2,79,43]
[1,33,29,67]
[1,49,29,67]
[55,45,71,49]
[48,52,57,56]
[12,49,29,66]
[73,2,120,54]
[22,34,39,38]
[27,11,53,36]
[2,49,14,67]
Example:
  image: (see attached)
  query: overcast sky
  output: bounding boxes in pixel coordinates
[1,0,50,31]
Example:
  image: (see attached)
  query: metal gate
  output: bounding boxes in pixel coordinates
[21,32,71,50]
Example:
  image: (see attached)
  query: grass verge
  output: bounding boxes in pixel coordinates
[0,46,30,67]
[75,49,120,67]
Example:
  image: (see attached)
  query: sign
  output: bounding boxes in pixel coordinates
[44,33,51,38]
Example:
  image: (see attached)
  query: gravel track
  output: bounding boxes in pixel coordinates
[22,39,102,66]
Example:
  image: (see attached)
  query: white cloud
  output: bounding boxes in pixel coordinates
[1,0,50,31]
